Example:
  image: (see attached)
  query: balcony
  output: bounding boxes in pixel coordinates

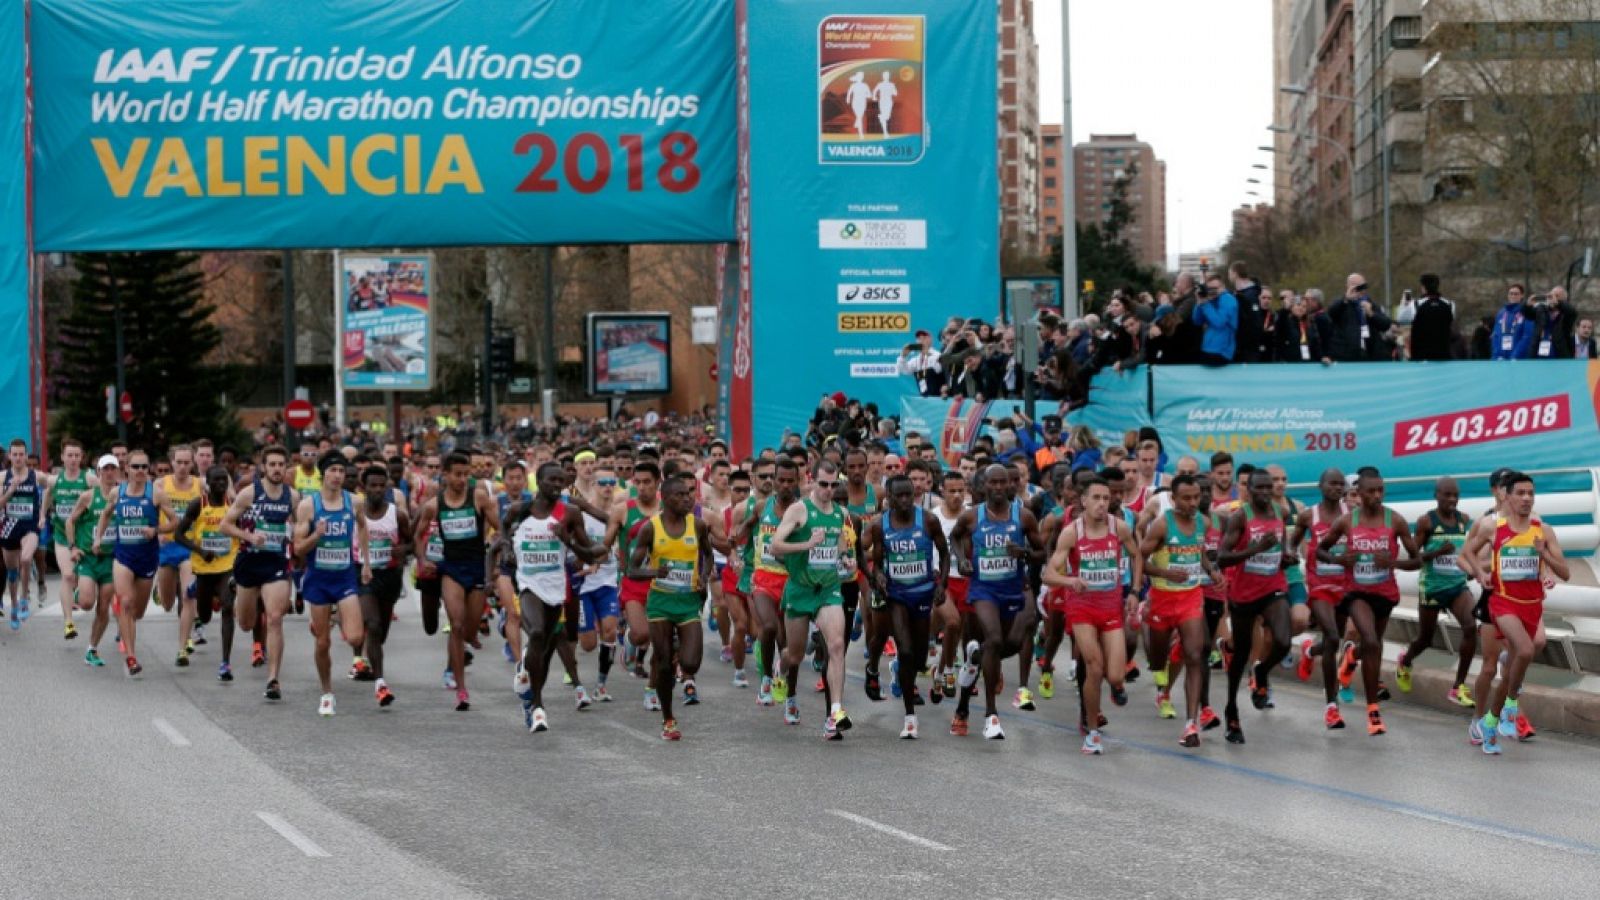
[1389,15,1422,49]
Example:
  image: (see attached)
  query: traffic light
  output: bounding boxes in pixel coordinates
[489,332,516,384]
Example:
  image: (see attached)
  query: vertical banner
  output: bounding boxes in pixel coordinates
[741,0,998,450]
[1,0,29,447]
[338,253,434,391]
[714,242,738,448]
[899,396,991,468]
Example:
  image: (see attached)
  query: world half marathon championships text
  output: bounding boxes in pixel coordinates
[89,46,703,126]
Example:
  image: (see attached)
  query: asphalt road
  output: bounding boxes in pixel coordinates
[6,578,1600,900]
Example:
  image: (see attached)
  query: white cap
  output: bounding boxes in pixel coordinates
[96,454,119,470]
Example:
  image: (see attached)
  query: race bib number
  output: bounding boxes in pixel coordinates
[314,546,351,569]
[256,521,287,551]
[201,533,231,555]
[117,522,148,543]
[808,543,839,570]
[440,511,478,540]
[6,498,32,520]
[1314,547,1346,578]
[657,560,696,591]
[1432,552,1459,575]
[1080,559,1118,591]
[977,554,1017,580]
[887,558,928,582]
[367,538,392,567]
[1168,561,1202,587]
[1353,556,1385,585]
[517,540,562,574]
[425,534,445,563]
[1243,549,1281,576]
[1499,549,1539,582]
[55,498,77,521]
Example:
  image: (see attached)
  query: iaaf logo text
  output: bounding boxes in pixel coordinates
[95,48,221,83]
[837,284,910,304]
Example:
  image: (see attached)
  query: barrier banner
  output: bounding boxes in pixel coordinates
[1151,361,1600,483]
[899,396,992,468]
[1066,369,1152,450]
[1,0,28,448]
[339,253,433,391]
[29,0,735,250]
[741,0,998,450]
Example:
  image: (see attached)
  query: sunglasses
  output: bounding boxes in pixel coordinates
[885,464,903,471]
[596,478,618,486]
[814,479,837,489]
[128,463,149,470]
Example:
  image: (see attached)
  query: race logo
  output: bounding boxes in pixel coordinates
[818,15,925,165]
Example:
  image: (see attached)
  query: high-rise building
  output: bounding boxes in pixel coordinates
[1272,0,1297,209]
[1311,1,1357,220]
[1037,123,1065,254]
[1073,134,1167,271]
[1352,0,1424,304]
[998,0,1041,257]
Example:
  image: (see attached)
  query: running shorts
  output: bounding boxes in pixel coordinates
[302,568,358,605]
[1147,586,1204,629]
[751,569,788,602]
[1340,590,1397,618]
[158,542,191,569]
[1488,595,1543,640]
[360,567,404,605]
[1229,591,1287,614]
[233,552,288,589]
[113,545,159,581]
[646,589,702,626]
[945,577,971,615]
[1286,583,1308,606]
[971,588,1027,619]
[620,576,651,607]
[438,559,486,592]
[194,571,231,612]
[782,584,842,620]
[578,585,621,633]
[1065,589,1123,632]
[75,553,114,585]
[1419,584,1470,610]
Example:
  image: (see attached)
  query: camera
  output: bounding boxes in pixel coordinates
[1355,283,1368,293]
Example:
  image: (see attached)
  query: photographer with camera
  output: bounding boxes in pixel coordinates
[1325,273,1392,362]
[1188,273,1238,366]
[1531,285,1579,359]
[896,329,944,397]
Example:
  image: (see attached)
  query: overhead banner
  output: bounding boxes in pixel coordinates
[1,0,27,447]
[1150,361,1600,483]
[29,0,736,250]
[740,0,999,450]
[339,253,434,391]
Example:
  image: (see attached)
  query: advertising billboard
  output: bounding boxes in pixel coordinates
[588,313,672,396]
[338,254,434,391]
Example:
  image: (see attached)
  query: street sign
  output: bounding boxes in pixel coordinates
[118,391,133,423]
[284,398,315,430]
[508,377,532,395]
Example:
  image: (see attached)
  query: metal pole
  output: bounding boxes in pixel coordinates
[483,294,495,435]
[540,246,557,419]
[1381,130,1392,308]
[1059,3,1078,304]
[112,274,127,444]
[332,251,346,434]
[281,250,295,416]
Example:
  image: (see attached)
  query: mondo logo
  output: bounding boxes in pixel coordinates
[837,283,910,304]
[838,313,910,333]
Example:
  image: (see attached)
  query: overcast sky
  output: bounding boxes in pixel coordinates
[1035,0,1274,261]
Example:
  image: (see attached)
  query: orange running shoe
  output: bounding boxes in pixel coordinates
[949,713,969,737]
[1337,641,1358,688]
[1515,713,1537,742]
[1296,638,1315,682]
[1366,704,1386,736]
[1324,704,1345,730]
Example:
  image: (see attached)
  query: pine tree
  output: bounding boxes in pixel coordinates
[53,252,240,453]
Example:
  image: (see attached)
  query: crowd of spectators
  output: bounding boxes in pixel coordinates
[895,260,1596,406]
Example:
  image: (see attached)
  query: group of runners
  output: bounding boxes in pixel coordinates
[0,428,1567,755]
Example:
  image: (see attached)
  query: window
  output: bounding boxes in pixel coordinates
[1045,197,1057,208]
[1045,157,1057,168]
[1045,216,1058,229]
[1045,177,1057,188]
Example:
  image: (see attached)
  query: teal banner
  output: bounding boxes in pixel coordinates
[1065,369,1151,450]
[741,0,998,450]
[1,0,28,447]
[1150,361,1600,483]
[899,396,992,468]
[29,0,736,250]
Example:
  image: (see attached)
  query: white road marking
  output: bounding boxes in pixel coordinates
[151,717,190,747]
[827,810,953,852]
[601,719,659,745]
[255,812,331,858]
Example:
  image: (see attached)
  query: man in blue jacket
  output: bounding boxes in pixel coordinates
[1490,283,1534,360]
[1190,273,1238,366]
